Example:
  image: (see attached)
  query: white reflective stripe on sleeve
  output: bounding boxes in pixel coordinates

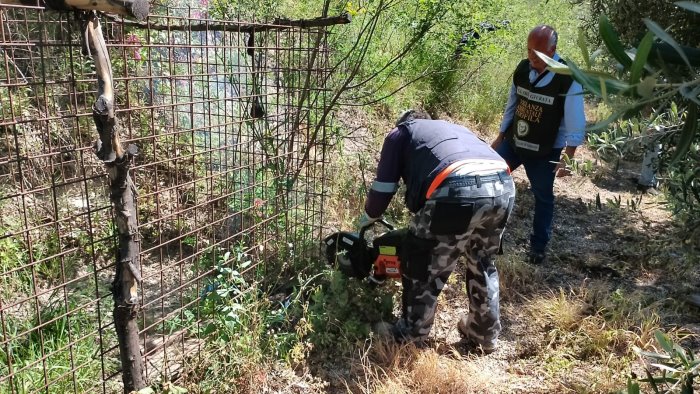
[371,181,399,193]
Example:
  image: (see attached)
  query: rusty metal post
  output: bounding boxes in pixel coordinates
[82,12,146,392]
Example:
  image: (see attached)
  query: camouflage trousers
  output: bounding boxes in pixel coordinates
[396,175,515,346]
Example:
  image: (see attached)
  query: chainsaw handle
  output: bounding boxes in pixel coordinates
[358,218,395,239]
[375,218,395,231]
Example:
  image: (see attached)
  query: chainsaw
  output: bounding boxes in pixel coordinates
[323,219,406,284]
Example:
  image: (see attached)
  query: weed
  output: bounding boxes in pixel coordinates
[561,154,596,176]
[306,270,395,354]
[588,124,633,161]
[497,254,542,300]
[0,234,31,299]
[624,330,699,394]
[0,294,117,393]
[134,382,188,394]
[177,243,319,385]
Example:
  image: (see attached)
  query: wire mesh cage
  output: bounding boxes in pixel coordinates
[0,3,337,392]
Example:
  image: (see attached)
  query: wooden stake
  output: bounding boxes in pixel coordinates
[83,11,146,392]
[0,0,149,20]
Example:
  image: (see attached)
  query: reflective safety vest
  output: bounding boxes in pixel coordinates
[506,59,573,157]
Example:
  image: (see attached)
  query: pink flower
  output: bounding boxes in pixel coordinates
[253,198,265,208]
[125,33,140,44]
[253,198,266,217]
[125,33,142,60]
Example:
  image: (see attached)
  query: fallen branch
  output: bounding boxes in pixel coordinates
[105,12,351,33]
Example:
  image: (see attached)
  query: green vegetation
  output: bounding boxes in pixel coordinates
[627,330,699,394]
[549,2,700,237]
[0,295,117,394]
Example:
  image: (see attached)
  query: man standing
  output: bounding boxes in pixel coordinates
[360,110,515,353]
[491,25,586,264]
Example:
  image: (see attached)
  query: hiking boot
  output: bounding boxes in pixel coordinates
[457,316,497,354]
[637,183,660,195]
[373,320,427,345]
[527,251,546,265]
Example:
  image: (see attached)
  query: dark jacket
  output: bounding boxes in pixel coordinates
[366,119,503,215]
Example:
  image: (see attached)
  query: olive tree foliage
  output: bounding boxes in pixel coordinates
[544,1,700,228]
[585,0,700,46]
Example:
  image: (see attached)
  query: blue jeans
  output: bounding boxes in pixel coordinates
[495,141,561,254]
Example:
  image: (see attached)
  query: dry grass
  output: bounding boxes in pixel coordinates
[498,254,544,301]
[354,341,509,394]
[525,283,665,355]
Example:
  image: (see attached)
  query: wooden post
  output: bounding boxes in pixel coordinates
[0,0,149,20]
[83,12,146,392]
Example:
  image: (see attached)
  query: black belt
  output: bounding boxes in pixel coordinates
[443,170,510,188]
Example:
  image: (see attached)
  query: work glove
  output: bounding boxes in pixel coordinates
[358,212,380,229]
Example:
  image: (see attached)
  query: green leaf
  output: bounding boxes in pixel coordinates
[673,343,689,364]
[650,363,681,374]
[636,349,673,360]
[599,15,633,69]
[586,110,627,131]
[585,69,624,79]
[626,378,641,394]
[630,31,655,85]
[646,369,661,392]
[675,1,700,13]
[535,50,572,75]
[670,103,699,165]
[599,76,609,103]
[641,376,680,384]
[643,18,692,69]
[637,75,656,99]
[655,330,675,354]
[567,59,601,95]
[567,60,632,96]
[577,27,591,69]
[202,322,217,336]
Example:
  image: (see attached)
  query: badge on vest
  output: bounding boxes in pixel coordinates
[516,119,529,137]
[514,137,540,152]
[516,86,555,105]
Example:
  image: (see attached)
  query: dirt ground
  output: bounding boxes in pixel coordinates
[421,145,700,393]
[290,111,700,393]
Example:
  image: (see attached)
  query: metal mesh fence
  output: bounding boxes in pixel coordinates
[0,4,334,393]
